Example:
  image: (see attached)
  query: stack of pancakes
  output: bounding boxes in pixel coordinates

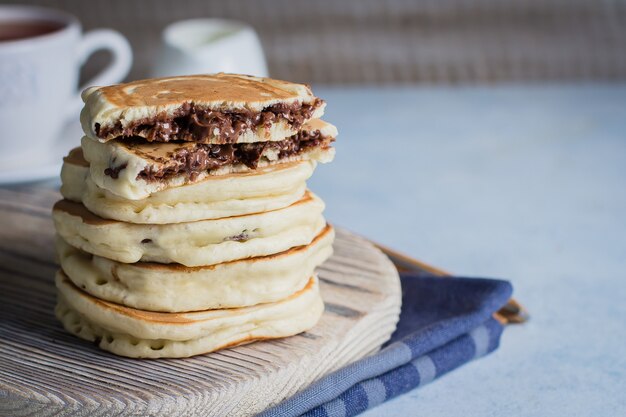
[52,74,337,358]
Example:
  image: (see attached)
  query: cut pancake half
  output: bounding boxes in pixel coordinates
[61,148,314,224]
[81,119,336,200]
[56,272,324,358]
[56,225,334,312]
[80,73,325,144]
[52,192,326,266]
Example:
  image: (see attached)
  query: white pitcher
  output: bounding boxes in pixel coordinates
[151,18,268,79]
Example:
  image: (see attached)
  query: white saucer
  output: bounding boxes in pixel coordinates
[0,121,82,184]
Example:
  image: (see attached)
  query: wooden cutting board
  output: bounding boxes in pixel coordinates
[0,184,402,417]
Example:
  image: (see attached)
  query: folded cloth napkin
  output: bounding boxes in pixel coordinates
[259,273,513,417]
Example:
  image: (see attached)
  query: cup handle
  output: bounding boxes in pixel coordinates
[67,29,133,119]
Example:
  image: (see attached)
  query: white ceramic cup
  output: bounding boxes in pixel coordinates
[151,18,268,78]
[0,5,132,164]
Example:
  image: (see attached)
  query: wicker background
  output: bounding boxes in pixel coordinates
[5,0,626,84]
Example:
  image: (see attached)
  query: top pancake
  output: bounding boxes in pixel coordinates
[81,73,325,144]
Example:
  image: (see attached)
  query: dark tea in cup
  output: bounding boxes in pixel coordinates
[0,20,64,42]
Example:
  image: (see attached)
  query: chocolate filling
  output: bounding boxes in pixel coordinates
[104,163,127,179]
[96,99,324,144]
[133,129,333,182]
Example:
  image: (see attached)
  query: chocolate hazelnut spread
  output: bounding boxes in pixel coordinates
[131,129,333,183]
[95,99,324,144]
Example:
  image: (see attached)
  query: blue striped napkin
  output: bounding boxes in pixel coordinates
[259,274,513,417]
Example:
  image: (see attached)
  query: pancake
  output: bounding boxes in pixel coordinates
[52,192,326,266]
[60,147,90,202]
[80,73,325,144]
[81,119,336,200]
[61,148,313,224]
[56,225,334,312]
[55,272,324,358]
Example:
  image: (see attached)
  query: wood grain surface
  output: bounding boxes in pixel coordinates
[0,184,402,416]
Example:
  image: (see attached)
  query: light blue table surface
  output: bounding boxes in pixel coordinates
[308,84,626,416]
